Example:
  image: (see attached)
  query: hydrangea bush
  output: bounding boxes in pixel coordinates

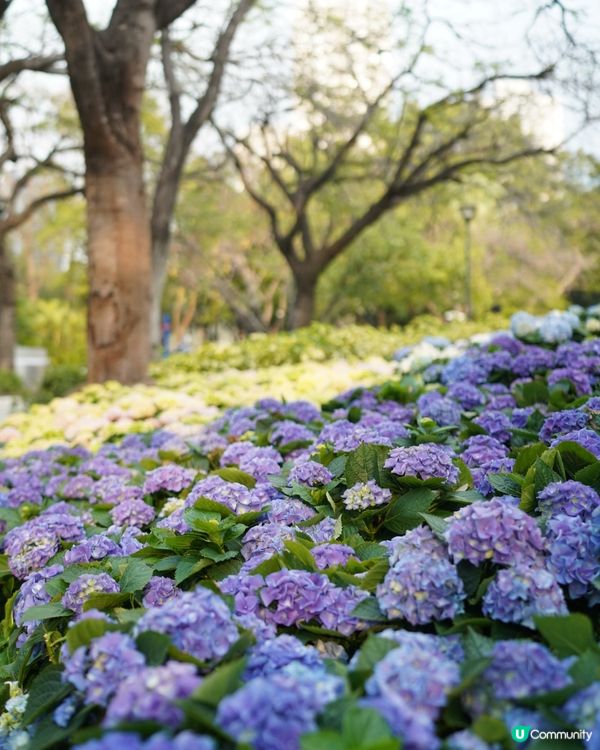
[0,307,599,750]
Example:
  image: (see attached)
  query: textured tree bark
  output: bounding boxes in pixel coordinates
[86,157,151,383]
[0,236,15,371]
[289,274,317,329]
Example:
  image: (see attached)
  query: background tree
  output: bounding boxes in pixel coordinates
[45,0,255,383]
[0,14,78,371]
[214,1,598,327]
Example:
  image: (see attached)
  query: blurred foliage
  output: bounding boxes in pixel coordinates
[34,363,86,403]
[150,314,508,378]
[16,298,86,367]
[0,370,24,396]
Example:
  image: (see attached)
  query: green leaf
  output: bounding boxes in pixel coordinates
[486,472,522,496]
[83,592,130,612]
[21,603,70,622]
[136,631,171,666]
[301,731,347,750]
[175,556,212,585]
[472,715,508,743]
[556,441,598,474]
[575,460,600,491]
[283,539,317,571]
[193,657,247,707]
[419,512,448,537]
[534,614,596,657]
[351,597,387,622]
[215,467,256,488]
[384,488,435,533]
[119,560,153,593]
[514,442,547,474]
[342,706,395,744]
[66,617,111,652]
[345,444,389,487]
[22,666,71,726]
[463,628,495,660]
[351,635,398,676]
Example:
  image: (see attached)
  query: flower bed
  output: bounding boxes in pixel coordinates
[0,310,598,750]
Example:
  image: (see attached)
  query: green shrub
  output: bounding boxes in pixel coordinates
[151,314,509,380]
[0,370,24,396]
[34,364,86,403]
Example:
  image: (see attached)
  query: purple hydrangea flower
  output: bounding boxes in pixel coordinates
[447,383,485,410]
[445,499,546,566]
[62,573,120,615]
[376,628,464,663]
[288,460,333,487]
[548,368,592,396]
[342,480,392,511]
[365,641,461,720]
[110,497,155,527]
[460,436,509,468]
[418,395,462,427]
[14,564,63,641]
[471,458,516,497]
[64,534,122,565]
[61,632,145,705]
[546,514,600,597]
[564,684,600,734]
[216,665,344,750]
[539,409,589,444]
[445,730,495,750]
[142,576,180,608]
[537,480,600,520]
[143,465,195,494]
[241,523,296,568]
[267,497,315,524]
[259,569,365,634]
[105,661,201,728]
[244,635,324,680]
[377,550,465,625]
[219,573,263,615]
[134,588,238,662]
[473,411,512,443]
[312,543,357,569]
[90,478,144,506]
[74,733,215,750]
[271,420,314,446]
[188,475,268,514]
[384,444,459,484]
[383,525,448,565]
[4,508,86,578]
[482,640,572,700]
[551,429,600,459]
[482,564,567,627]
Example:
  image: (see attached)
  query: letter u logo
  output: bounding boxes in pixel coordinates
[512,726,531,743]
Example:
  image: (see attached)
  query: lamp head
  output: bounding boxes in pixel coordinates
[460,204,476,222]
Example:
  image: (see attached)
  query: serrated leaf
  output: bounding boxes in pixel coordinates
[352,596,387,622]
[21,603,70,623]
[193,657,246,706]
[534,614,596,657]
[384,488,435,533]
[119,560,153,593]
[65,617,111,652]
[22,666,71,726]
[214,467,256,488]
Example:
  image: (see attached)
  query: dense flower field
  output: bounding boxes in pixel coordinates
[0,307,599,750]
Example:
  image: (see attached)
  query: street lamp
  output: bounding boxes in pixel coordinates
[460,204,476,319]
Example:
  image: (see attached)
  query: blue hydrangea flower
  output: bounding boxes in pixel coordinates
[546,514,600,597]
[134,588,238,662]
[288,460,333,486]
[244,635,324,680]
[61,632,145,706]
[216,664,344,750]
[537,480,600,521]
[104,661,201,728]
[445,499,545,566]
[482,565,567,627]
[384,444,459,484]
[62,573,120,615]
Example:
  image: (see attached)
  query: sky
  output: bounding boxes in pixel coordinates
[2,0,600,156]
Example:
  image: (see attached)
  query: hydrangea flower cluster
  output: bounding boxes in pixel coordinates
[384,443,459,484]
[1,308,600,750]
[342,480,391,510]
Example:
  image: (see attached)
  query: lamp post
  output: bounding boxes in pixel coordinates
[460,204,476,319]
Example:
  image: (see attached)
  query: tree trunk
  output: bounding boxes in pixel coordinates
[150,238,169,352]
[0,236,15,371]
[86,157,151,384]
[289,273,317,329]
